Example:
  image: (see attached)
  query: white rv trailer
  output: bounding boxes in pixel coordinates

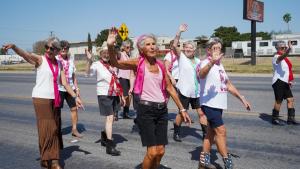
[232,37,300,57]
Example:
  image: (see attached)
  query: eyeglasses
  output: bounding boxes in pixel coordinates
[62,47,69,51]
[45,45,57,51]
[279,47,287,50]
[212,46,221,50]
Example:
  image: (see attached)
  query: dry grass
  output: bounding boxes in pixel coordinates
[1,57,299,74]
[222,57,300,74]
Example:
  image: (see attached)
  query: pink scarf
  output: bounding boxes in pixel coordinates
[133,55,167,101]
[277,51,294,82]
[57,54,70,83]
[45,54,61,108]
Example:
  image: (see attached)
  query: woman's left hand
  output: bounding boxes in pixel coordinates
[181,111,192,125]
[120,96,126,107]
[75,97,84,110]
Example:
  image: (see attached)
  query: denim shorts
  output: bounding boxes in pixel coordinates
[201,105,224,128]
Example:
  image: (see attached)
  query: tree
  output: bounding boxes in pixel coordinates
[239,32,271,41]
[283,13,292,32]
[212,26,240,47]
[95,29,123,48]
[87,33,93,52]
[0,48,6,55]
[32,40,46,54]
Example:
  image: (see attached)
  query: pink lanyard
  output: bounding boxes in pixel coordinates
[45,54,61,108]
[57,54,70,83]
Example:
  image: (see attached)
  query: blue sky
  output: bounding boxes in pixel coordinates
[1,0,299,50]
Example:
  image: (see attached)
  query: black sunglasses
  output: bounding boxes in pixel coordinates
[62,47,69,51]
[45,45,57,51]
[279,47,287,50]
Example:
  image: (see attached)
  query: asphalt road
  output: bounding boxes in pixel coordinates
[0,72,299,169]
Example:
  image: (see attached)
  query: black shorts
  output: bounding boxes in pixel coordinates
[201,105,224,128]
[97,95,121,116]
[178,90,201,110]
[59,91,76,109]
[119,78,130,97]
[136,101,168,147]
[272,79,293,102]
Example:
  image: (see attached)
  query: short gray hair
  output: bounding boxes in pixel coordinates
[136,34,157,51]
[275,41,286,49]
[121,40,131,47]
[206,37,223,49]
[183,41,196,49]
[47,37,61,50]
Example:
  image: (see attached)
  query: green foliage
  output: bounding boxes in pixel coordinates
[283,13,291,24]
[283,13,292,32]
[0,48,6,55]
[87,33,92,52]
[212,26,240,47]
[32,40,46,54]
[210,26,271,47]
[95,29,123,48]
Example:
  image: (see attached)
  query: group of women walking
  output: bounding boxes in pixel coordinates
[2,23,297,169]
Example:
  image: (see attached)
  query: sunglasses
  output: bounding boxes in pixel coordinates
[62,47,69,51]
[279,47,287,50]
[45,45,57,51]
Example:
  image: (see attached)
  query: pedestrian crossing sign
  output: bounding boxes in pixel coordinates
[118,23,129,41]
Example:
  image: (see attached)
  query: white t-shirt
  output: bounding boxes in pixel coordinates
[56,55,76,92]
[32,56,61,99]
[272,54,290,84]
[199,58,228,110]
[89,61,117,96]
[176,52,200,98]
[164,51,179,80]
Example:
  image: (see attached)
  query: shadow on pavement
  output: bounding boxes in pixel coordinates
[189,146,222,169]
[259,113,286,125]
[61,123,86,135]
[60,145,91,167]
[135,163,172,169]
[94,133,128,146]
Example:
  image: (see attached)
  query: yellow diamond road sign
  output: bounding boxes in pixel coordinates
[118,23,129,41]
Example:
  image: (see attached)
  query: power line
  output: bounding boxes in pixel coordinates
[0,27,60,34]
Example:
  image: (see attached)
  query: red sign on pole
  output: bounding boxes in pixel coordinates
[243,0,264,22]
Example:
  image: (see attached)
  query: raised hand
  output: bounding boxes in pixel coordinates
[2,44,15,53]
[179,24,188,33]
[107,27,118,46]
[85,48,93,60]
[212,51,224,63]
[288,40,292,49]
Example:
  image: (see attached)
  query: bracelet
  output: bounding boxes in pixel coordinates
[179,109,187,113]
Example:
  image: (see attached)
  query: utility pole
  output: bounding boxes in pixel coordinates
[50,31,54,37]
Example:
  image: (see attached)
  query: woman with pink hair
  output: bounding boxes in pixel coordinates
[107,28,191,169]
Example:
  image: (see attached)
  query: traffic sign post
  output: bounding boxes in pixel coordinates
[118,23,129,41]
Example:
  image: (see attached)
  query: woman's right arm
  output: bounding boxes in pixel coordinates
[84,49,93,76]
[107,28,138,70]
[172,24,188,58]
[276,41,292,64]
[2,44,42,66]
